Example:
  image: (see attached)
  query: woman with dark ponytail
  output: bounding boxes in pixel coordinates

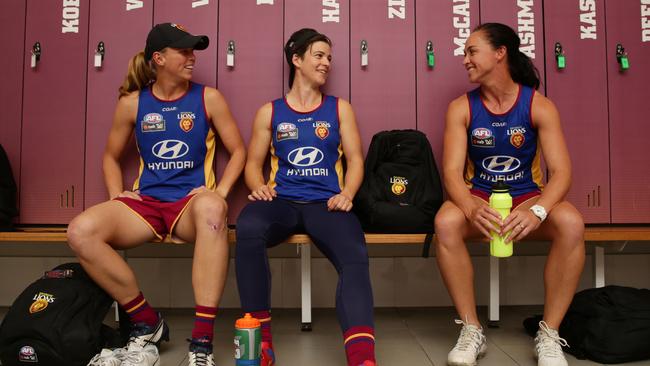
[235,28,376,366]
[434,23,584,366]
[67,23,246,366]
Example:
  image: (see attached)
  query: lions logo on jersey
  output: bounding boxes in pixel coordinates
[314,121,330,140]
[510,132,525,148]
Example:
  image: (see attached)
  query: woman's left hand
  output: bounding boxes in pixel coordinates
[502,209,542,242]
[187,185,210,196]
[327,193,353,212]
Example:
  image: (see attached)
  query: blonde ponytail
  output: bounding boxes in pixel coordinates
[118,51,155,98]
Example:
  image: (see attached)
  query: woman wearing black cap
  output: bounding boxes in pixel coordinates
[67,23,245,366]
[235,28,376,366]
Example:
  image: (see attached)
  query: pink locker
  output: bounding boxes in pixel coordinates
[20,0,89,224]
[0,0,26,206]
[415,0,480,168]
[479,0,546,93]
[218,0,284,220]
[84,0,153,208]
[607,0,650,223]
[154,0,218,86]
[284,0,350,99]
[544,0,609,223]
[351,0,416,151]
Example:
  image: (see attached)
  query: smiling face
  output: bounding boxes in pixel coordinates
[463,30,506,84]
[293,41,332,87]
[152,47,196,81]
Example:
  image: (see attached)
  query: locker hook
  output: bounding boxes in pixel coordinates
[616,43,629,71]
[360,40,369,67]
[226,40,235,67]
[554,42,565,69]
[426,40,435,68]
[30,41,41,68]
[96,41,105,60]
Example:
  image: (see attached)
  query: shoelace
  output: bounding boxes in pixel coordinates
[189,351,212,366]
[536,321,569,358]
[127,323,158,349]
[453,319,484,352]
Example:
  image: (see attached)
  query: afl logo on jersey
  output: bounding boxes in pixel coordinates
[277,122,298,141]
[287,147,324,167]
[142,113,166,132]
[482,155,521,173]
[152,140,189,160]
[471,128,494,147]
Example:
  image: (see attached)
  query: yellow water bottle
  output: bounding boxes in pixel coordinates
[489,182,513,257]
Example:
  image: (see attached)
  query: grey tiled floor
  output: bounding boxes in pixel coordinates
[3,306,650,366]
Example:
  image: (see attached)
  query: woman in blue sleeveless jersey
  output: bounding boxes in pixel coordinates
[435,23,584,366]
[235,29,376,366]
[66,23,245,366]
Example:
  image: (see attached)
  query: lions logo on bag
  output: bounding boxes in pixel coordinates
[390,176,408,196]
[29,292,55,314]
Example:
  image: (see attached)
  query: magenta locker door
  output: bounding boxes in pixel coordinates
[84,0,153,208]
[607,0,650,223]
[351,0,416,151]
[284,0,350,99]
[0,0,26,205]
[543,0,609,223]
[415,0,479,168]
[479,0,546,93]
[218,0,284,220]
[154,0,218,86]
[20,0,89,224]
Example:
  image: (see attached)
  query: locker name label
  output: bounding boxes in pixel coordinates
[453,0,471,56]
[518,0,535,59]
[580,0,597,40]
[643,0,650,42]
[62,0,80,34]
[323,0,340,23]
[388,0,406,20]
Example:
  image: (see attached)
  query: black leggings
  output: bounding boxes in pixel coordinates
[235,199,374,331]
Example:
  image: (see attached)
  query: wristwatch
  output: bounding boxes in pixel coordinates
[529,204,547,222]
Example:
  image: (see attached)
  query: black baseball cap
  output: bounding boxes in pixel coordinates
[144,23,209,61]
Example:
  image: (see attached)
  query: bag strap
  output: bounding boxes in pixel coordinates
[421,233,434,258]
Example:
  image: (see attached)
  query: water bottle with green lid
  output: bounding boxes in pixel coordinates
[489,181,513,257]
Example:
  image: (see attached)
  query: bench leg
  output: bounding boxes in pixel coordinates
[488,256,500,328]
[593,245,605,288]
[300,243,312,331]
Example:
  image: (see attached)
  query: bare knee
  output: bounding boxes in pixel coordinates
[191,193,228,232]
[67,214,99,255]
[434,204,468,249]
[549,203,585,249]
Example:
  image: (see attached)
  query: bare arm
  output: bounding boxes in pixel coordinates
[103,93,138,200]
[205,87,246,199]
[443,95,501,238]
[502,92,573,240]
[244,103,276,201]
[327,98,364,212]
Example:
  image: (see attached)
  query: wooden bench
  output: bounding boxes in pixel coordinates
[2,226,650,329]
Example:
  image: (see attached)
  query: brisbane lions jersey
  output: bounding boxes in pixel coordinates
[133,82,216,201]
[269,95,345,202]
[464,85,544,196]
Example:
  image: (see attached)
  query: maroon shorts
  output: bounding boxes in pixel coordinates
[470,189,541,209]
[114,194,195,240]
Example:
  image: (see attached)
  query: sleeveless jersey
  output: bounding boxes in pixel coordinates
[269,95,344,202]
[464,85,544,196]
[133,82,216,202]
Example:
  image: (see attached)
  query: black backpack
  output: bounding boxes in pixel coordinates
[524,286,650,364]
[0,263,123,366]
[354,129,443,239]
[0,144,18,231]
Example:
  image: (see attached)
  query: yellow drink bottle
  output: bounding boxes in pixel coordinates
[489,182,513,257]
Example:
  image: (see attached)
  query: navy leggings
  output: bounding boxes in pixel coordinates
[235,199,374,331]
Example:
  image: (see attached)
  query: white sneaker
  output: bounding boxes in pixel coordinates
[188,336,216,366]
[86,348,127,366]
[447,319,488,366]
[534,321,569,366]
[122,344,160,366]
